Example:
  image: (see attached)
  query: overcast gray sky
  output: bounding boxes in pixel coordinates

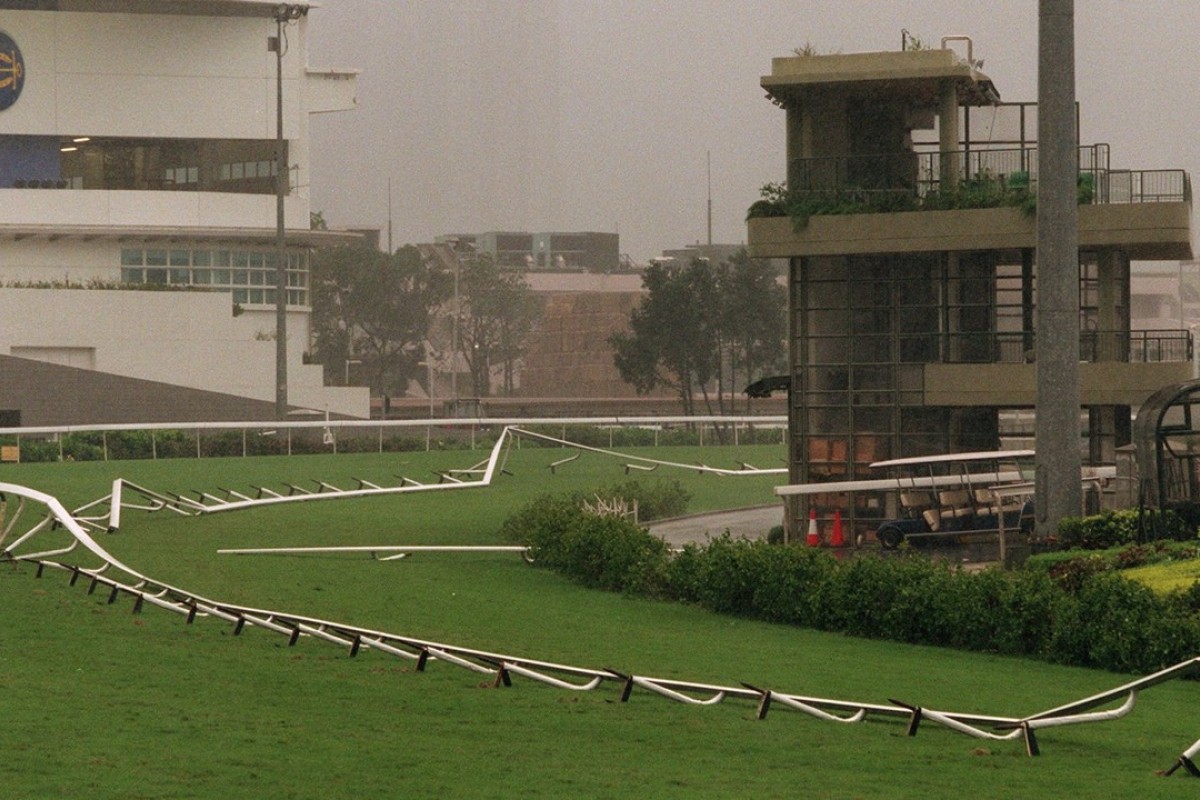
[306,1,1198,263]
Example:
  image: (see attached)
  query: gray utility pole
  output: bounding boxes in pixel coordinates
[272,5,307,420]
[1035,0,1082,537]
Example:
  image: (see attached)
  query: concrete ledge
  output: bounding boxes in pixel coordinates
[747,202,1193,261]
[923,361,1193,407]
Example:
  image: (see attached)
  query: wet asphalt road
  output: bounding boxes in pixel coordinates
[647,506,1006,567]
[647,505,782,547]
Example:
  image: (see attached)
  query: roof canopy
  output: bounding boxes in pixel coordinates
[762,48,1000,108]
[3,0,312,17]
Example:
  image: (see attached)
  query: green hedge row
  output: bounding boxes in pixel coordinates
[503,499,1200,675]
[1056,508,1192,550]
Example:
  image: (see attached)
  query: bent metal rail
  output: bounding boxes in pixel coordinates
[0,459,1197,765]
[71,425,786,529]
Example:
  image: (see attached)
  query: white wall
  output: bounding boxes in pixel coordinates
[2,11,299,141]
[0,7,363,418]
[0,289,369,417]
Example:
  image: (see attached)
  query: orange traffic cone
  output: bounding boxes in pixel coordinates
[831,509,846,548]
[806,507,820,547]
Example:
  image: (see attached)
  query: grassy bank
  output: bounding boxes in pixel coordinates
[1,447,1198,798]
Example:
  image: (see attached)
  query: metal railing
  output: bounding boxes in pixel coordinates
[786,145,1190,206]
[0,415,788,463]
[906,329,1193,365]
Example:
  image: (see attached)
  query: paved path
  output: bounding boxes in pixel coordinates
[648,504,782,547]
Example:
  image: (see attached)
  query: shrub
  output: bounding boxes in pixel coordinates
[1057,508,1191,550]
[500,490,1200,675]
[499,493,669,596]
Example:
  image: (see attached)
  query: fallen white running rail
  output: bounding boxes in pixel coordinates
[93,425,783,529]
[2,477,1199,762]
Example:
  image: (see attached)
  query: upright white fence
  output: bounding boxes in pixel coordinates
[0,415,787,463]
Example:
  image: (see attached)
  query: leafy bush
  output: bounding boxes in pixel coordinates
[1057,509,1193,550]
[500,493,668,595]
[501,491,1200,674]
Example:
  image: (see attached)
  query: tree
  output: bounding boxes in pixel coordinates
[446,255,541,397]
[717,250,787,412]
[609,260,721,416]
[610,250,785,416]
[310,244,451,398]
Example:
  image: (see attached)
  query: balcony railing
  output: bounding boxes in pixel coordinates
[926,329,1193,364]
[782,145,1190,207]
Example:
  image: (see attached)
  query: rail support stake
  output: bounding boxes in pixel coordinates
[1164,738,1200,777]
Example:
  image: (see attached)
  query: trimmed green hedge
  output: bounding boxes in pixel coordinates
[1056,508,1193,550]
[503,496,1200,674]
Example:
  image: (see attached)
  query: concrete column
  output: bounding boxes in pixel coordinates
[1097,250,1119,360]
[938,80,960,189]
[1035,0,1082,538]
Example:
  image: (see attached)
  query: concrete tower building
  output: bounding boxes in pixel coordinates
[747,41,1194,538]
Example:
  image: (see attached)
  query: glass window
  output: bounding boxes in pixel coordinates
[852,366,893,390]
[232,289,248,303]
[120,267,143,283]
[851,308,891,335]
[853,408,892,432]
[192,269,211,285]
[192,250,211,267]
[808,309,848,335]
[232,252,249,268]
[212,269,230,285]
[898,306,938,334]
[169,269,190,284]
[231,162,244,179]
[805,281,847,309]
[852,335,891,363]
[263,289,276,305]
[212,250,230,267]
[145,249,167,266]
[169,250,190,266]
[807,337,848,364]
[287,289,306,305]
[120,249,143,266]
[899,335,938,363]
[249,252,264,268]
[808,408,850,434]
[249,270,265,286]
[248,289,264,304]
[145,268,167,285]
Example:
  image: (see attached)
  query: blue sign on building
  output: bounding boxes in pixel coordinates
[0,31,25,112]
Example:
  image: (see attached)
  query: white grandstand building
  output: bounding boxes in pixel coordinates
[0,0,368,418]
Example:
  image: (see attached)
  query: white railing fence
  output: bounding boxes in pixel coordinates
[0,415,787,463]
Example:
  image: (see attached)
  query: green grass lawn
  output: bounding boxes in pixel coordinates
[2,446,1199,799]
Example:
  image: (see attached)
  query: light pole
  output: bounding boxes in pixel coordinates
[270,4,307,420]
[418,359,435,418]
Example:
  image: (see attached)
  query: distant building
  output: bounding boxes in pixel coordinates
[658,243,749,265]
[0,0,367,421]
[438,230,621,272]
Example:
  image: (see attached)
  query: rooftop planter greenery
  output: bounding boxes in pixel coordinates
[748,172,1097,230]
